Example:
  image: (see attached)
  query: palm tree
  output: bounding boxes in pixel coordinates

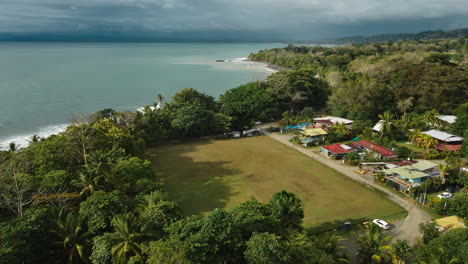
[155,94,164,109]
[437,164,449,185]
[397,97,413,116]
[8,142,18,152]
[378,111,395,138]
[111,214,144,264]
[418,247,458,264]
[72,166,105,196]
[356,223,392,264]
[314,232,350,263]
[270,190,304,229]
[280,111,294,127]
[391,239,411,264]
[332,123,348,135]
[422,110,440,128]
[28,134,41,144]
[56,212,91,264]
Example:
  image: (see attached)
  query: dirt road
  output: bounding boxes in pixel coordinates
[261,129,431,245]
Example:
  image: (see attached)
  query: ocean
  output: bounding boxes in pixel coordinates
[0,42,284,150]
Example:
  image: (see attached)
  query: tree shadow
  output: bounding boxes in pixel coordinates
[306,217,369,234]
[146,139,243,216]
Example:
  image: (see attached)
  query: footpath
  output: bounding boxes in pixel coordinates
[260,129,431,245]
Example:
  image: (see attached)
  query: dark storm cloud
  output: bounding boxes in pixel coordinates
[0,0,467,39]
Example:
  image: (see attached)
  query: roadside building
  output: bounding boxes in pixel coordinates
[298,128,327,146]
[421,129,463,152]
[314,116,353,128]
[243,128,261,137]
[321,143,355,159]
[381,160,439,191]
[348,140,398,160]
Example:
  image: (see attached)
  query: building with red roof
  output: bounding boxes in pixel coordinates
[348,140,398,160]
[321,143,356,159]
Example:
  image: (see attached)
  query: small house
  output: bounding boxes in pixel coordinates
[348,140,398,160]
[314,116,353,128]
[421,130,463,152]
[436,115,457,125]
[381,160,439,191]
[243,128,261,137]
[321,143,355,159]
[299,128,327,146]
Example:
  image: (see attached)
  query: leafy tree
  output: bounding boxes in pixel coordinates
[219,82,277,130]
[89,233,114,264]
[139,197,183,238]
[0,206,59,264]
[395,146,412,159]
[419,222,440,244]
[0,170,43,217]
[344,151,360,165]
[111,157,155,194]
[166,209,243,263]
[229,200,280,240]
[415,228,467,264]
[244,232,292,264]
[171,105,215,137]
[146,241,192,264]
[79,190,128,236]
[170,88,217,111]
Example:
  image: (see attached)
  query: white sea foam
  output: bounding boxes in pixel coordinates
[0,123,69,151]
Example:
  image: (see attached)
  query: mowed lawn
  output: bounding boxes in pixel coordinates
[146,136,405,228]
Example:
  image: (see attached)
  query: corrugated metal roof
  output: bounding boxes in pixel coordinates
[383,166,429,180]
[411,160,438,171]
[421,130,463,142]
[436,115,457,124]
[314,116,353,125]
[301,128,328,137]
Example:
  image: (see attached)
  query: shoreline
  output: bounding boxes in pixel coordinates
[0,52,280,151]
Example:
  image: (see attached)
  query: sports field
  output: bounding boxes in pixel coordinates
[146,136,405,228]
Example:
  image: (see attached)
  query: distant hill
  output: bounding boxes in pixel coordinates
[313,28,468,44]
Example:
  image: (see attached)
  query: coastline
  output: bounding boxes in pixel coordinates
[0,48,281,151]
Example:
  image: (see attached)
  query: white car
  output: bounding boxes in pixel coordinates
[254,121,263,125]
[372,219,390,230]
[437,192,453,199]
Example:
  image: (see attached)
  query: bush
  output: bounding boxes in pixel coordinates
[395,146,411,158]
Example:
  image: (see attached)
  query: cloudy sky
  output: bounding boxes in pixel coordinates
[1,0,467,40]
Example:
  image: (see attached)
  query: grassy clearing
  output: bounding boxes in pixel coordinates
[147,136,405,228]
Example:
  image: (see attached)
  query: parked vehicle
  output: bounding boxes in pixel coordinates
[372,219,390,230]
[437,192,453,199]
[254,121,263,125]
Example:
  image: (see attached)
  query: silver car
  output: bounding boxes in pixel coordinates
[437,192,453,199]
[372,219,390,230]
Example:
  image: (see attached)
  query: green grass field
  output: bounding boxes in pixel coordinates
[147,136,405,229]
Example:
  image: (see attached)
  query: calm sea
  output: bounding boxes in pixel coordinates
[0,42,283,149]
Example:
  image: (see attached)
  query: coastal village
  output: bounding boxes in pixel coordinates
[231,113,467,235]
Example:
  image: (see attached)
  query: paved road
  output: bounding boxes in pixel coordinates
[260,129,431,245]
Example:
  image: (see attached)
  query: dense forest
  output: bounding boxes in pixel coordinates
[1,37,468,263]
[312,28,468,44]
